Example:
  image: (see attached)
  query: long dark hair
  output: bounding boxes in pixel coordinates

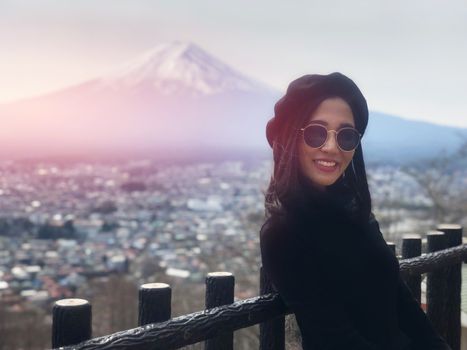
[264,95,372,224]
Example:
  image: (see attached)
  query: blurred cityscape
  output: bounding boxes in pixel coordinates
[0,156,465,349]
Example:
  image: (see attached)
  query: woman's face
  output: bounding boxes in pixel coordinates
[298,97,356,190]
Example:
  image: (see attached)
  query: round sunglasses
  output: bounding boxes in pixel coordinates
[299,124,361,152]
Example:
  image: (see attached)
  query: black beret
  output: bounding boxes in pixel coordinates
[266,72,368,148]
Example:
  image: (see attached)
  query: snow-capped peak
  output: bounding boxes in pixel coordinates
[99,41,266,96]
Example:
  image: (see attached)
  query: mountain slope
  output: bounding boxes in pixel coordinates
[364,112,467,164]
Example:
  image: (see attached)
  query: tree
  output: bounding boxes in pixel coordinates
[0,301,50,350]
[401,136,467,226]
[77,275,138,336]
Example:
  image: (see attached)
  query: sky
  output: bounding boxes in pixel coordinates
[1,0,467,127]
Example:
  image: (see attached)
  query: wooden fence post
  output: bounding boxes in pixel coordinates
[386,242,396,255]
[52,298,92,348]
[138,283,172,326]
[426,231,448,341]
[259,266,285,350]
[402,234,422,303]
[205,272,235,350]
[437,224,463,350]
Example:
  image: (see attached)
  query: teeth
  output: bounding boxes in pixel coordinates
[316,160,336,167]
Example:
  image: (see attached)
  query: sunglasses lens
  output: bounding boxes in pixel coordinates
[303,125,327,148]
[337,128,360,151]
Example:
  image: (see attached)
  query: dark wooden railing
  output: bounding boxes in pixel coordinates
[51,224,465,350]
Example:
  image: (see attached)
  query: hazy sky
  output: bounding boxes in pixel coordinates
[1,0,466,127]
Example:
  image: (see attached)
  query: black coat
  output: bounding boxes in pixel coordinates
[259,197,452,350]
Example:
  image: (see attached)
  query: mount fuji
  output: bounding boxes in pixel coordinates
[0,41,279,159]
[1,41,465,163]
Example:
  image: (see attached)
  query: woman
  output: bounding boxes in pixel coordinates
[260,72,451,350]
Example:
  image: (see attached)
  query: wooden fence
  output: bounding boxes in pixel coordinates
[51,224,465,350]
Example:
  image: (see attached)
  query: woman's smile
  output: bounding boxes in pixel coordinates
[313,159,339,173]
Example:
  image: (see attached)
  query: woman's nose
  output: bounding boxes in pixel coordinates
[321,131,339,152]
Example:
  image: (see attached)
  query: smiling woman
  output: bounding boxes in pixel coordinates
[260,72,452,350]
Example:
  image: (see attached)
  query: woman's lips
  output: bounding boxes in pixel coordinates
[313,159,339,173]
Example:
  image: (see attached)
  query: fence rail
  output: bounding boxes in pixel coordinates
[52,224,464,350]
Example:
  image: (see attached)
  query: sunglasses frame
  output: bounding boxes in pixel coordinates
[299,123,362,152]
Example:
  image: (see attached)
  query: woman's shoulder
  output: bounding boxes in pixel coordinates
[260,213,295,243]
[260,215,284,248]
[259,211,313,264]
[260,205,342,248]
[260,214,295,253]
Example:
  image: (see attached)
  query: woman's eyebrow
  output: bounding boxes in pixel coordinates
[307,120,329,126]
[309,120,355,128]
[340,122,355,128]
